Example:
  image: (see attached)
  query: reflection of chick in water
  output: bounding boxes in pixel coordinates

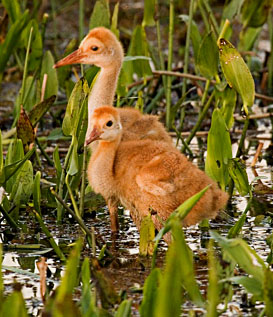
[54,27,172,149]
[87,106,228,240]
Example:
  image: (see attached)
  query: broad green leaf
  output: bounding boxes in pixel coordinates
[115,299,132,317]
[68,136,79,176]
[197,32,219,79]
[205,108,232,189]
[40,50,58,100]
[238,27,262,51]
[0,147,35,187]
[219,86,237,129]
[123,25,152,83]
[0,10,30,78]
[180,15,201,62]
[2,290,28,317]
[89,0,110,29]
[227,212,247,239]
[16,106,35,150]
[228,158,250,196]
[222,0,244,21]
[264,268,273,316]
[21,76,38,112]
[2,0,21,23]
[218,38,255,113]
[210,231,266,283]
[29,95,56,127]
[33,171,41,214]
[62,79,89,136]
[11,160,33,205]
[139,214,155,256]
[143,0,156,26]
[4,139,24,193]
[241,0,273,28]
[55,240,82,302]
[111,2,119,38]
[81,258,96,316]
[140,268,161,317]
[223,276,263,298]
[0,243,3,297]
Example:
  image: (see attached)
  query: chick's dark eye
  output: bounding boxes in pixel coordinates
[106,120,113,127]
[91,46,99,51]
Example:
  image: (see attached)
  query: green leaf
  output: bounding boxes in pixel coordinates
[210,231,266,283]
[62,79,89,136]
[16,106,35,150]
[2,290,28,317]
[10,160,33,205]
[139,214,155,256]
[29,95,56,127]
[222,0,244,21]
[68,136,79,176]
[2,0,21,23]
[143,0,156,26]
[33,171,41,214]
[180,15,201,62]
[219,86,237,129]
[53,146,62,188]
[123,25,152,83]
[56,240,82,302]
[81,258,96,316]
[140,268,161,317]
[111,2,120,38]
[227,212,247,239]
[238,27,262,51]
[0,131,3,173]
[223,276,263,298]
[228,158,250,196]
[115,299,132,317]
[0,10,30,78]
[218,38,255,112]
[21,76,38,112]
[197,32,219,79]
[241,0,273,28]
[0,147,35,187]
[205,108,232,189]
[89,0,110,29]
[40,50,58,100]
[264,268,273,316]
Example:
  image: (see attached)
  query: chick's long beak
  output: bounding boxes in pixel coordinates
[85,126,102,146]
[53,49,86,68]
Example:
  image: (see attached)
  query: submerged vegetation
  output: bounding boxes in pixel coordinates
[0,0,273,316]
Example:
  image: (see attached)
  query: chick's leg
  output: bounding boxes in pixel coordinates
[107,197,119,232]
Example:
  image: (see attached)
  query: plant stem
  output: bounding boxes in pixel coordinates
[20,27,33,106]
[0,205,19,230]
[57,142,73,222]
[236,114,249,157]
[65,174,80,219]
[202,0,219,36]
[181,90,215,153]
[218,19,230,44]
[268,13,273,95]
[198,0,210,33]
[181,0,195,129]
[33,210,66,261]
[79,146,87,216]
[201,79,211,106]
[166,0,174,129]
[35,137,54,166]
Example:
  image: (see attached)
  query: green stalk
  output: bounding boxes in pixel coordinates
[20,26,33,106]
[236,114,249,158]
[57,142,74,222]
[79,0,84,77]
[35,137,54,166]
[180,0,195,129]
[218,19,230,44]
[79,146,87,216]
[268,13,273,95]
[202,0,219,36]
[0,205,19,231]
[197,0,210,33]
[166,0,174,129]
[181,89,215,153]
[65,174,80,219]
[155,0,166,92]
[33,210,66,261]
[201,79,211,106]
